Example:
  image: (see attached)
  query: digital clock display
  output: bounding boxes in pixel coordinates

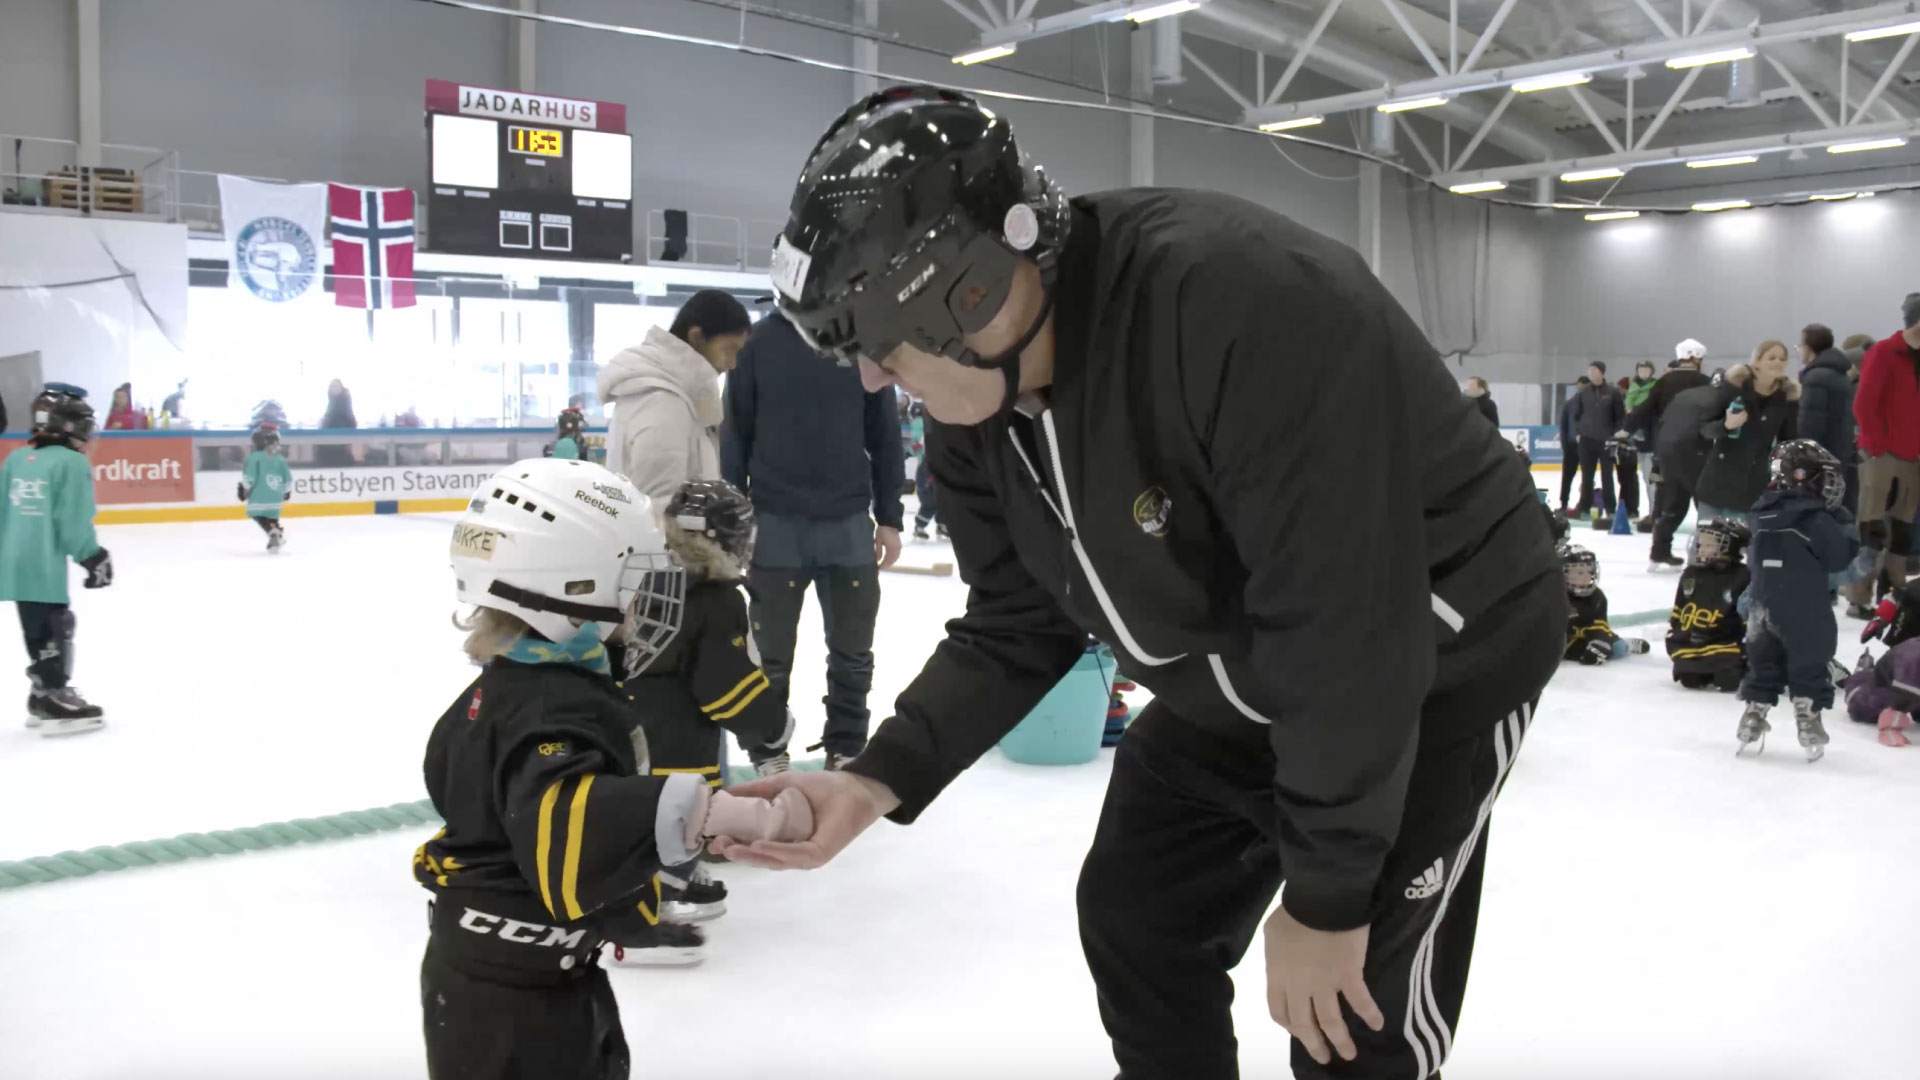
[508,125,564,157]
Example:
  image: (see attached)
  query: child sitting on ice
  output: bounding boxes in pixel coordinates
[1563,546,1651,664]
[1666,518,1750,692]
[1734,440,1859,761]
[1840,638,1920,747]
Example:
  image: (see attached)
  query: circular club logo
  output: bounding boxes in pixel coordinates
[233,216,318,302]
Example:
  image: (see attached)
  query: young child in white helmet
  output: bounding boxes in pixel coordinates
[415,457,810,1080]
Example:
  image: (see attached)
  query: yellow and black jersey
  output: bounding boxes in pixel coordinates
[1666,563,1748,674]
[1564,590,1617,660]
[617,580,789,787]
[415,659,701,925]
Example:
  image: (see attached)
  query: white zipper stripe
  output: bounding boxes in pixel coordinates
[1431,594,1465,633]
[1028,413,1186,667]
[1207,655,1272,724]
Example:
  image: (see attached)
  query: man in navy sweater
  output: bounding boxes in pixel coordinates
[722,310,906,772]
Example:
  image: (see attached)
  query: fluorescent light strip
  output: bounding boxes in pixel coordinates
[1561,167,1626,182]
[1126,0,1201,22]
[1812,190,1879,201]
[1827,137,1908,154]
[1258,116,1324,132]
[952,44,1016,65]
[1687,155,1759,169]
[1377,95,1450,113]
[1847,20,1920,42]
[1666,46,1755,69]
[1693,199,1751,211]
[1513,72,1592,93]
[1449,181,1507,194]
[1586,211,1640,221]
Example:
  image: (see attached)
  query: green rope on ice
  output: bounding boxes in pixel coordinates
[0,800,444,890]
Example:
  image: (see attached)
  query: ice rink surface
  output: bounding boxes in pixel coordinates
[2,512,1916,1079]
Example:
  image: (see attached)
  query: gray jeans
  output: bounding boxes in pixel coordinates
[745,511,880,759]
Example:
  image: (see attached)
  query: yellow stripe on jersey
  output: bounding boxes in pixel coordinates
[711,673,770,721]
[702,669,766,715]
[535,780,563,918]
[560,774,595,920]
[1673,643,1743,659]
[650,766,721,774]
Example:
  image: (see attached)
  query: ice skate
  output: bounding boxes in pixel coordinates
[1792,697,1829,762]
[1735,702,1771,755]
[912,523,930,541]
[1827,658,1851,687]
[662,867,727,924]
[267,525,285,554]
[29,688,105,737]
[753,751,792,778]
[604,922,705,966]
[1648,554,1684,573]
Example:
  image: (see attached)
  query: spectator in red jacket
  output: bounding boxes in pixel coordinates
[103,383,149,430]
[1844,293,1920,615]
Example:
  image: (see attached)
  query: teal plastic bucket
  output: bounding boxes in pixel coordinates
[999,645,1114,766]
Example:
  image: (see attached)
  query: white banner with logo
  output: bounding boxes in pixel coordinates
[218,176,328,306]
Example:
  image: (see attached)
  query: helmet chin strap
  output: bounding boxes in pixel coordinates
[983,289,1053,420]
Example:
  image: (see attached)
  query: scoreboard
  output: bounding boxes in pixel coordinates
[424,79,634,263]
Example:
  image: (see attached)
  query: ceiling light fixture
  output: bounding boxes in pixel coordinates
[1846,20,1920,42]
[1513,72,1593,93]
[1693,198,1752,211]
[952,44,1016,65]
[1561,167,1627,182]
[1585,210,1641,221]
[1258,116,1325,132]
[1377,95,1450,113]
[1827,136,1909,154]
[1666,46,1755,70]
[1125,0,1202,22]
[1809,192,1858,201]
[1687,154,1760,169]
[1449,181,1508,194]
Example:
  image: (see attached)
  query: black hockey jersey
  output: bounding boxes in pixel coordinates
[415,660,691,930]
[617,579,790,785]
[1564,589,1617,661]
[1666,564,1748,675]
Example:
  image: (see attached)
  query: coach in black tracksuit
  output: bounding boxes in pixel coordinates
[719,86,1564,1080]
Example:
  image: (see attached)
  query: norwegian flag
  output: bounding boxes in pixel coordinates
[328,184,416,309]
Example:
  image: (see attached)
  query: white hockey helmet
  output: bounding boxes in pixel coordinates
[1675,338,1707,361]
[451,458,673,645]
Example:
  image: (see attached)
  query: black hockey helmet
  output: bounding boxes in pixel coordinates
[31,383,96,443]
[251,421,282,451]
[556,407,586,439]
[771,85,1069,372]
[667,479,756,566]
[1690,517,1751,568]
[1562,545,1600,597]
[1768,438,1844,508]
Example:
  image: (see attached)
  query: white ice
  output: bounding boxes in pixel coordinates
[1,513,1915,1079]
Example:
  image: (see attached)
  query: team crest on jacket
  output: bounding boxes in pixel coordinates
[1683,579,1696,598]
[1132,487,1171,537]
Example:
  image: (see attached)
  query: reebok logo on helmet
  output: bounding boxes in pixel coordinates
[573,489,620,518]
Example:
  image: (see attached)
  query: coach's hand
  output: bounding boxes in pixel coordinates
[1264,906,1384,1065]
[707,770,900,870]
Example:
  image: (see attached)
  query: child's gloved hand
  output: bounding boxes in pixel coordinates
[1878,708,1913,748]
[699,789,814,846]
[1582,638,1612,665]
[237,482,249,502]
[80,549,113,589]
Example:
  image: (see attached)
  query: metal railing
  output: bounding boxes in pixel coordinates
[644,210,785,272]
[0,133,178,220]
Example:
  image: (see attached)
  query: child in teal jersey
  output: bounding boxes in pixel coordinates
[0,383,113,735]
[239,422,293,553]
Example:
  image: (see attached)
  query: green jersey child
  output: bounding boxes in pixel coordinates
[239,422,293,553]
[0,383,113,735]
[550,406,586,461]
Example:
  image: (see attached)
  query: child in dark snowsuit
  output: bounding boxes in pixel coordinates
[1667,518,1750,691]
[1736,439,1860,761]
[1562,546,1651,664]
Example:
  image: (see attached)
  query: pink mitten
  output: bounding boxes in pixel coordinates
[1878,708,1913,748]
[702,789,815,844]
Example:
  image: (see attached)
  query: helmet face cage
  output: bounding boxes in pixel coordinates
[1690,519,1749,568]
[1562,550,1600,597]
[1769,440,1845,509]
[33,389,96,442]
[618,559,685,679]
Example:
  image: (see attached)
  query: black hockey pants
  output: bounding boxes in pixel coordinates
[17,601,73,692]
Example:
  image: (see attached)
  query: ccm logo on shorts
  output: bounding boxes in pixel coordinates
[458,907,587,950]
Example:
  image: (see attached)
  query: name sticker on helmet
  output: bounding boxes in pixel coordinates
[451,524,504,560]
[770,236,813,302]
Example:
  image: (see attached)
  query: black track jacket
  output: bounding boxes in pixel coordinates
[844,190,1564,932]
